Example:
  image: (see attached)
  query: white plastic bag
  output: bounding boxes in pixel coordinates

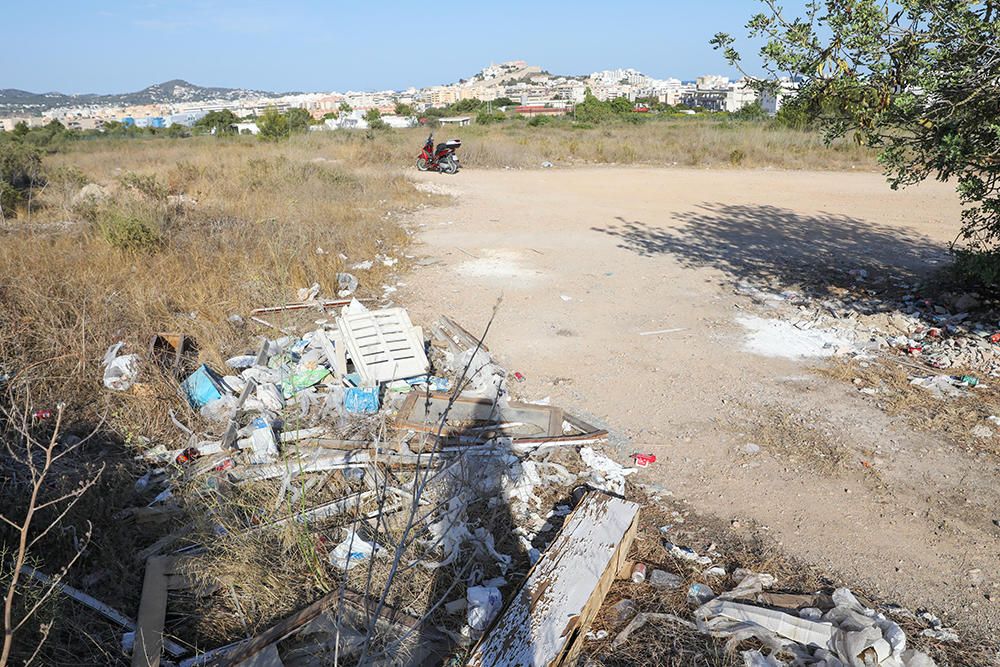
[102,343,139,391]
[466,585,502,631]
[329,528,380,571]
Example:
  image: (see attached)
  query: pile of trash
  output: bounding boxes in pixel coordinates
[90,287,627,666]
[734,277,1000,376]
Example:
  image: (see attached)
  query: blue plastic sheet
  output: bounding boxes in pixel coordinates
[344,387,379,414]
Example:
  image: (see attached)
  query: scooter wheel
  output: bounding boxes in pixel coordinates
[416,158,429,171]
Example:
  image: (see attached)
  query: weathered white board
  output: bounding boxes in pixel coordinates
[466,492,640,667]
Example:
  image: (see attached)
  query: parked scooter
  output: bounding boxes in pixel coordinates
[417,133,461,174]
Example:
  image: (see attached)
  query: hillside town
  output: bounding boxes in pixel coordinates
[0,60,796,132]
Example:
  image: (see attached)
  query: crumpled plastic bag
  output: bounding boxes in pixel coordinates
[466,585,502,631]
[102,342,139,391]
[580,447,637,496]
[695,586,937,667]
[328,528,380,571]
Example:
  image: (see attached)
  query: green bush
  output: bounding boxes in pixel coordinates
[96,208,163,252]
[0,182,20,216]
[476,110,506,125]
[0,142,44,217]
[118,172,168,201]
[528,115,553,127]
[952,248,1000,288]
[731,101,768,122]
[257,108,289,141]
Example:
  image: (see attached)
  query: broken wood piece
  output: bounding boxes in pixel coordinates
[117,505,183,527]
[277,428,329,443]
[214,591,338,666]
[20,566,186,658]
[466,491,640,667]
[132,556,170,667]
[433,315,490,353]
[312,329,341,380]
[250,299,354,315]
[136,524,195,562]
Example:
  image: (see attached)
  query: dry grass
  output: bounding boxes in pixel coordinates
[446,119,876,170]
[256,118,877,172]
[0,134,427,664]
[728,401,849,472]
[817,358,1000,457]
[1,136,423,418]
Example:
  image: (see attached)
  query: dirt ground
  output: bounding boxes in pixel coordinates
[400,166,1000,644]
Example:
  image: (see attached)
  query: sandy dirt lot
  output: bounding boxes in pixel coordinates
[400,166,999,641]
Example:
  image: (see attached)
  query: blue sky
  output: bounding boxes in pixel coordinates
[2,1,806,94]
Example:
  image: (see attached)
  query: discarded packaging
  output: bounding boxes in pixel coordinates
[103,342,140,391]
[328,528,380,571]
[181,364,227,408]
[466,585,502,632]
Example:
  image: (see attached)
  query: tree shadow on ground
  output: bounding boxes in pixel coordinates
[592,203,952,306]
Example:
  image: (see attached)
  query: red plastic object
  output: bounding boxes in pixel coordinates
[908,345,923,355]
[513,371,526,383]
[992,333,1000,344]
[32,409,52,420]
[632,453,657,467]
[175,447,201,465]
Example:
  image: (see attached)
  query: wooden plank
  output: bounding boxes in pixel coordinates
[251,299,353,315]
[313,329,341,381]
[213,588,443,667]
[136,525,194,562]
[466,492,640,667]
[331,332,347,383]
[215,591,337,666]
[132,556,169,667]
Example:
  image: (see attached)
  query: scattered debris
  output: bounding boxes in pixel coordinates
[80,273,959,666]
[737,316,857,360]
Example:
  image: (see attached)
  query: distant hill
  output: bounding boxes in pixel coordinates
[0,79,289,114]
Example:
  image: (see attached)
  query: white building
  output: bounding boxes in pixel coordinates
[760,79,799,115]
[696,75,730,89]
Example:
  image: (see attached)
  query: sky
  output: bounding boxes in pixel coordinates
[1,1,808,94]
